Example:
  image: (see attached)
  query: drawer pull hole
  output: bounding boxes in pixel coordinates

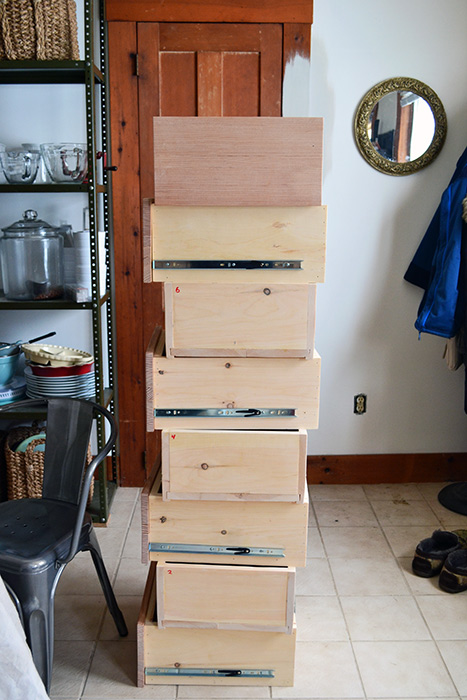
[201,463,209,470]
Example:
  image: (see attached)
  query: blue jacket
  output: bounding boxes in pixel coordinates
[404,146,467,338]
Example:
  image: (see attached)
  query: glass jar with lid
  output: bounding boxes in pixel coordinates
[0,210,64,301]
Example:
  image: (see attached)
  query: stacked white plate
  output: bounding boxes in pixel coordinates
[63,247,77,286]
[24,366,95,399]
[0,376,27,405]
[73,230,92,300]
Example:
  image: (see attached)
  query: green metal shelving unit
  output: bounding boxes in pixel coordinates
[0,0,119,523]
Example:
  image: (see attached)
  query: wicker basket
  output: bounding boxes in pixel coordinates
[0,0,79,61]
[5,425,93,502]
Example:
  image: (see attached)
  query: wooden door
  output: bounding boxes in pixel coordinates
[108,9,311,486]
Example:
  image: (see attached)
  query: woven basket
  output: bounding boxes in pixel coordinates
[5,425,93,502]
[0,0,79,61]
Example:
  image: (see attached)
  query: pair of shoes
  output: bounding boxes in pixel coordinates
[412,529,467,593]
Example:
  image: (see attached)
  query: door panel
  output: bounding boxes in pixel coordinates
[223,52,260,115]
[159,52,197,115]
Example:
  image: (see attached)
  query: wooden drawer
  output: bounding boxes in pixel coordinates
[153,116,323,206]
[161,428,307,503]
[156,560,295,633]
[164,282,316,358]
[138,563,296,687]
[143,203,327,284]
[146,327,321,430]
[141,462,309,567]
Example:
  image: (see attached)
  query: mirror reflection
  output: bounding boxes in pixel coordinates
[354,77,447,175]
[369,91,435,163]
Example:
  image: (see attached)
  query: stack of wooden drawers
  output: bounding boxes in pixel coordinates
[137,117,326,688]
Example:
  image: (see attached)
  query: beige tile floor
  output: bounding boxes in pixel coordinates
[49,482,467,700]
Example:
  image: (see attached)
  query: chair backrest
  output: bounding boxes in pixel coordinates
[42,398,93,505]
[0,397,116,508]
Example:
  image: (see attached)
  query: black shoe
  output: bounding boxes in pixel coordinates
[412,530,461,578]
[439,549,467,593]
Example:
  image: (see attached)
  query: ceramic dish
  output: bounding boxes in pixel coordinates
[28,361,94,377]
[21,344,94,367]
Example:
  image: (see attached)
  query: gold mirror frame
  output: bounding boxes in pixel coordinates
[354,77,447,175]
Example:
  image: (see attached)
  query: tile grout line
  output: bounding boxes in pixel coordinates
[365,495,428,597]
[77,491,140,700]
[76,639,98,700]
[311,490,369,700]
[108,493,141,588]
[408,486,466,699]
[312,487,465,700]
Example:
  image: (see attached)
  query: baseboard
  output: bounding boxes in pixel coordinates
[307,453,467,484]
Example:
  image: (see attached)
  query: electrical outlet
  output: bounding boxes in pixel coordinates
[354,393,367,414]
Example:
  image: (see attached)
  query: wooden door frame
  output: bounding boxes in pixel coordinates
[106,1,313,24]
[107,1,313,486]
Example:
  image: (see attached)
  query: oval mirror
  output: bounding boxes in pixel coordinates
[354,77,447,175]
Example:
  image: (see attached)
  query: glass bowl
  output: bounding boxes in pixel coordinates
[40,142,88,183]
[0,150,40,184]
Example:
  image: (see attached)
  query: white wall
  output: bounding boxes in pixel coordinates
[307,0,467,454]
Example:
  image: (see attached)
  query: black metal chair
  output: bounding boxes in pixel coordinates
[0,397,128,692]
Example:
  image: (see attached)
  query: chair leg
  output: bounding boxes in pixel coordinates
[86,529,128,637]
[2,568,57,693]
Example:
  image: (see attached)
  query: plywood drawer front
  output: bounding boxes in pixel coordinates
[144,204,327,284]
[165,283,316,358]
[153,117,323,206]
[147,328,321,430]
[142,468,308,567]
[157,561,295,633]
[138,563,296,687]
[162,429,307,502]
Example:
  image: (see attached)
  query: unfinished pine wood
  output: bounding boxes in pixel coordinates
[153,117,323,206]
[141,462,162,565]
[147,204,326,283]
[147,327,320,430]
[165,283,316,357]
[161,428,307,502]
[156,561,295,633]
[138,564,296,687]
[142,465,309,567]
